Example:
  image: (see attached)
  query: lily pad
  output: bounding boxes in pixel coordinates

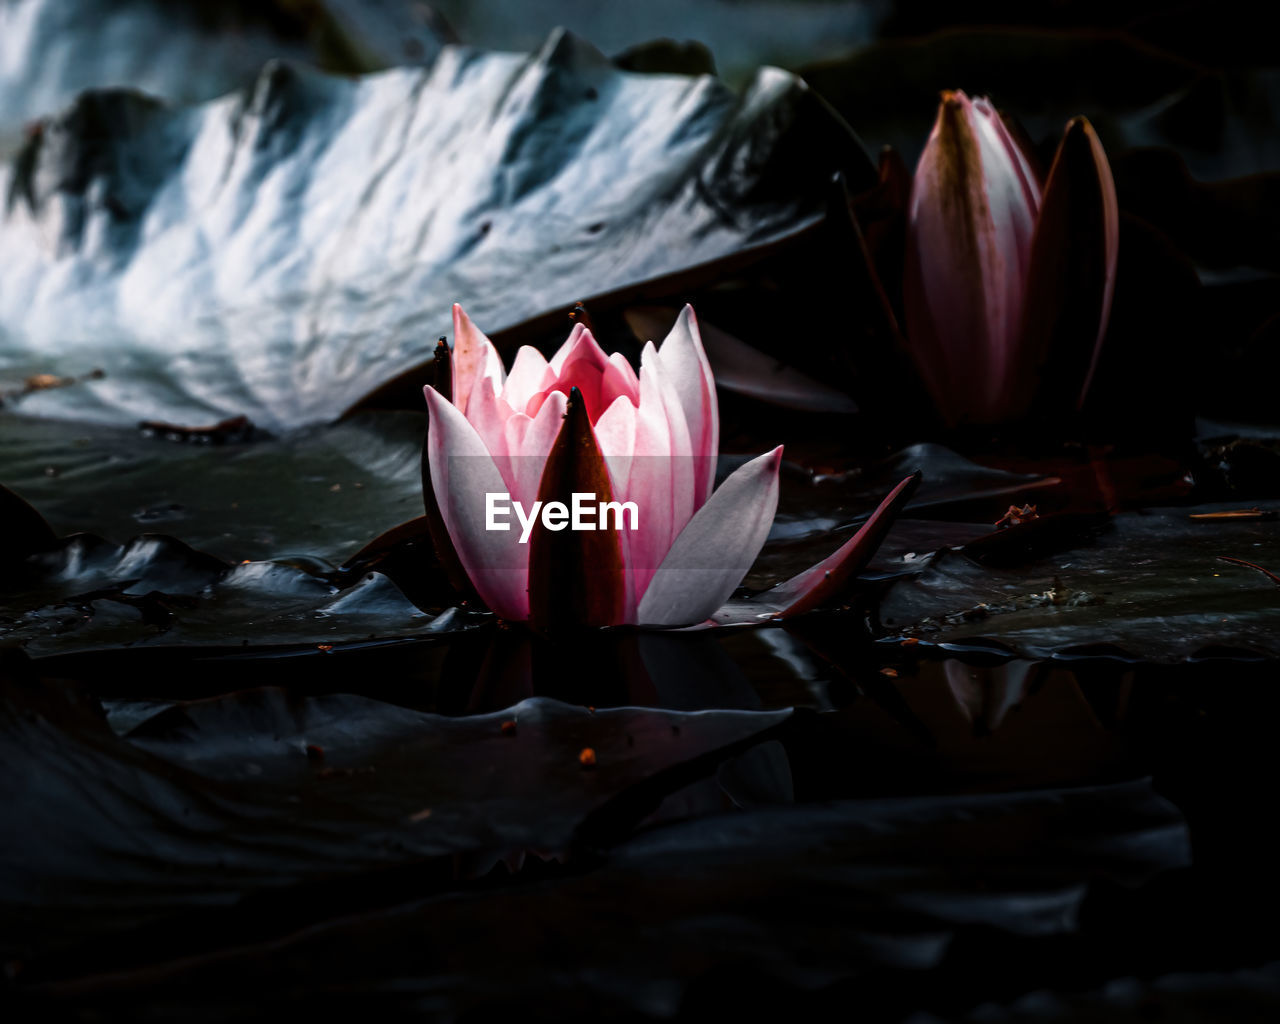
[13,772,1187,1018]
[877,504,1280,661]
[0,29,869,430]
[0,676,791,963]
[0,411,425,564]
[0,539,473,658]
[0,406,490,655]
[742,444,1052,592]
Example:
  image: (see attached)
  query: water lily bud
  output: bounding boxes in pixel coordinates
[904,90,1042,425]
[904,92,1119,427]
[1017,116,1120,416]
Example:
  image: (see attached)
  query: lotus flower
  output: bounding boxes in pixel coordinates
[422,305,917,630]
[904,91,1119,426]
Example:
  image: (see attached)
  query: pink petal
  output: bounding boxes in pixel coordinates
[652,305,719,507]
[548,322,587,375]
[451,304,506,418]
[548,326,616,422]
[593,392,638,492]
[423,386,528,621]
[641,339,696,525]
[607,351,641,404]
[624,360,677,602]
[635,446,783,627]
[620,343,700,605]
[626,305,858,415]
[502,346,556,414]
[464,376,518,488]
[593,394,641,610]
[1012,116,1120,419]
[525,324,589,418]
[765,473,920,617]
[503,409,531,461]
[598,350,641,414]
[972,97,1042,251]
[507,388,569,509]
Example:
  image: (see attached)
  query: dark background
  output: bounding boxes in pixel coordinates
[3,2,1279,1021]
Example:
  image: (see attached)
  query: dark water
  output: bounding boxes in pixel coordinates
[4,627,1278,1021]
[3,1,1279,1018]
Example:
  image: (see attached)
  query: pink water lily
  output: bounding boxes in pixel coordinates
[423,304,782,629]
[423,305,916,629]
[904,90,1119,426]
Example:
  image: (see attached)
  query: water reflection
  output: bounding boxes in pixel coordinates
[429,625,1130,793]
[814,658,1131,796]
[57,616,1272,818]
[434,628,774,714]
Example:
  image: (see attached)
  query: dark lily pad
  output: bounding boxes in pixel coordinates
[0,407,491,655]
[0,29,869,431]
[741,445,1053,594]
[0,676,792,964]
[0,481,56,563]
[0,539,472,658]
[0,411,425,564]
[14,773,1187,1018]
[925,962,1280,1022]
[4,426,1037,654]
[878,504,1280,661]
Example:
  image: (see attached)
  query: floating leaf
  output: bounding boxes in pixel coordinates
[0,482,56,564]
[878,504,1280,660]
[12,766,1186,1015]
[0,532,471,658]
[0,412,424,565]
[0,678,791,963]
